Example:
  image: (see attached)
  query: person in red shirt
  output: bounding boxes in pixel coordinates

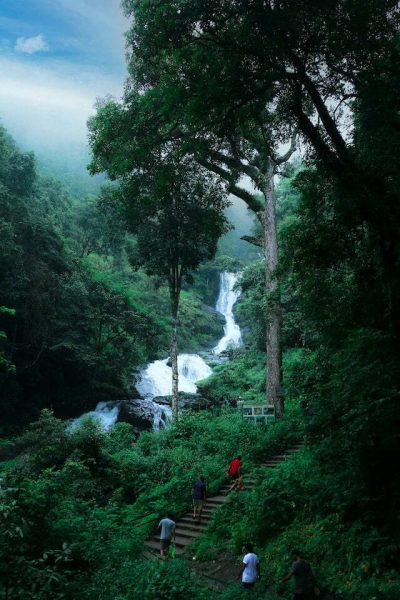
[228,455,242,480]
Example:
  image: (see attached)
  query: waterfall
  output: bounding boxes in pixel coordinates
[152,403,173,431]
[137,353,212,398]
[70,271,241,431]
[213,271,242,354]
[68,401,119,432]
[137,271,242,397]
[68,399,172,433]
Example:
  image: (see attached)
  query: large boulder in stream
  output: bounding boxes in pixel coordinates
[118,399,171,432]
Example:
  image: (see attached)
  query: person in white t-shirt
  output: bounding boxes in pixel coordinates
[238,543,260,588]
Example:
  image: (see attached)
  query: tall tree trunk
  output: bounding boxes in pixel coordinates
[262,159,283,418]
[200,141,294,419]
[170,267,180,419]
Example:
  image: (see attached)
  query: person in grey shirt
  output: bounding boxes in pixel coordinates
[158,514,176,557]
[281,549,320,599]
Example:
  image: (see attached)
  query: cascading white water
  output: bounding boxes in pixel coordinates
[70,271,241,432]
[213,271,242,354]
[68,400,173,433]
[68,401,119,432]
[137,353,212,398]
[152,402,173,431]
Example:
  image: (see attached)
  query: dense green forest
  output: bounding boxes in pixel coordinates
[2,0,400,599]
[0,125,229,426]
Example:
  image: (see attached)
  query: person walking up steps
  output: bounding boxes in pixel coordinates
[158,514,176,558]
[228,475,245,493]
[280,549,321,599]
[192,476,207,522]
[238,543,260,589]
[228,455,242,480]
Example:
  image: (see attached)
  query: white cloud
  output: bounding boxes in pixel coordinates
[15,34,49,54]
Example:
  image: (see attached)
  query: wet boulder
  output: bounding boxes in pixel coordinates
[118,399,171,432]
[152,393,209,410]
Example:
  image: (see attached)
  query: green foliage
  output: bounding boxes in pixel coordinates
[198,351,266,404]
[3,2,400,598]
[126,560,211,600]
[0,306,15,374]
[88,99,230,408]
[0,124,225,427]
[1,408,294,599]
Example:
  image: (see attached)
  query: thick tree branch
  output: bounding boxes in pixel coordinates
[208,149,261,184]
[292,87,343,170]
[290,54,350,163]
[240,235,263,248]
[198,158,264,214]
[273,131,298,165]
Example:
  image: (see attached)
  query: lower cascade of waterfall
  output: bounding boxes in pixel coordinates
[137,353,212,398]
[70,271,241,433]
[68,402,119,433]
[68,399,172,433]
[152,401,173,431]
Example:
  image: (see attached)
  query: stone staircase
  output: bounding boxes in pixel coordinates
[144,441,304,559]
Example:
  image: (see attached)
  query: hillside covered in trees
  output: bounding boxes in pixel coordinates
[1,1,400,599]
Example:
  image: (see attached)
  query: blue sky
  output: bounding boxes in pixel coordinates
[0,0,128,154]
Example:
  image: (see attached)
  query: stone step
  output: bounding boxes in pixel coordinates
[180,523,208,532]
[183,513,212,524]
[144,540,185,555]
[177,513,208,526]
[143,442,305,562]
[174,527,203,538]
[144,540,160,552]
[151,534,194,548]
[206,496,227,504]
[178,523,208,531]
[180,515,209,524]
[199,507,214,515]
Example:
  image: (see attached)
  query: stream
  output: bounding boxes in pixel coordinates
[70,271,242,432]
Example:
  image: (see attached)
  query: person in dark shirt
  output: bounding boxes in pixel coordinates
[281,549,320,599]
[192,476,207,521]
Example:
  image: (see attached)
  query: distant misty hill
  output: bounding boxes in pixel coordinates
[36,140,257,261]
[219,197,258,262]
[21,133,257,261]
[35,142,105,199]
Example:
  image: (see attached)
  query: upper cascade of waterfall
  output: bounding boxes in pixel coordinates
[137,353,212,399]
[213,271,242,354]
